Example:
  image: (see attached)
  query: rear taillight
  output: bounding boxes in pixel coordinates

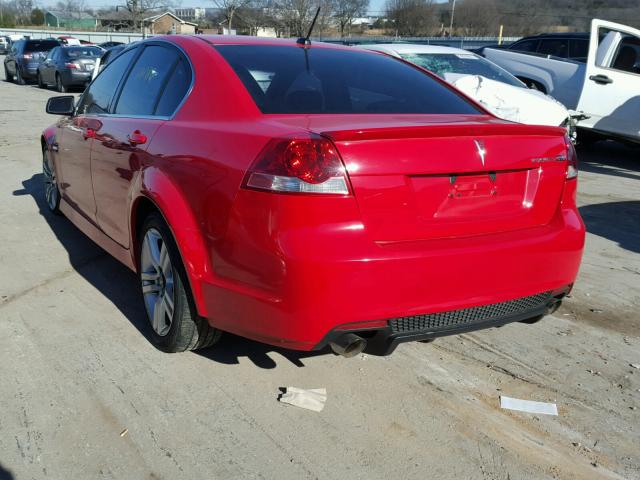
[565,134,578,179]
[65,62,79,69]
[244,135,350,195]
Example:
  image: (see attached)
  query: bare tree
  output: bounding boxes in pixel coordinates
[331,0,368,36]
[122,0,172,33]
[385,0,436,36]
[214,0,253,31]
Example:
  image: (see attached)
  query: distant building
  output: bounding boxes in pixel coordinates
[44,10,97,30]
[173,7,206,23]
[98,10,197,34]
[143,12,198,34]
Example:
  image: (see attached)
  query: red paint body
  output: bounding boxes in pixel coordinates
[42,36,585,351]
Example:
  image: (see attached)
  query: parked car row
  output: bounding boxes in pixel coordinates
[479,19,640,145]
[2,36,124,91]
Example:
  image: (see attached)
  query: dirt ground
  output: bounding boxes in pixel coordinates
[0,75,638,480]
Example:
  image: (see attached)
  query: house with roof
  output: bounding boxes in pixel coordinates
[143,12,198,34]
[44,10,97,30]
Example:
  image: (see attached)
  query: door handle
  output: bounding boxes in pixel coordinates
[127,130,147,146]
[589,74,613,85]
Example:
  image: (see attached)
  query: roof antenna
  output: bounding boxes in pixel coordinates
[297,6,321,46]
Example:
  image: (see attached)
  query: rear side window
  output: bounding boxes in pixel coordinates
[24,40,59,52]
[155,58,192,116]
[77,48,137,115]
[215,45,481,115]
[538,39,569,58]
[115,45,180,116]
[509,39,538,52]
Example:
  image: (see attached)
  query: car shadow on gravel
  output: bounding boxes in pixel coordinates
[14,173,329,369]
[579,201,640,254]
[577,141,640,181]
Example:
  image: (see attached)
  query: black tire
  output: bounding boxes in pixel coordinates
[138,212,221,352]
[15,67,26,85]
[37,72,46,89]
[55,73,67,93]
[42,149,61,214]
[4,64,12,83]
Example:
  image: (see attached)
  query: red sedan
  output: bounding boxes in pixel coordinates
[41,36,585,356]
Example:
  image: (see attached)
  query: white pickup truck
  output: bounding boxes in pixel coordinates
[483,19,640,144]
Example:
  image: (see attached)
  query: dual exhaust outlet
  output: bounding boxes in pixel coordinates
[329,333,367,358]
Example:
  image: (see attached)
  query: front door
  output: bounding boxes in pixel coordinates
[56,115,100,221]
[577,19,640,141]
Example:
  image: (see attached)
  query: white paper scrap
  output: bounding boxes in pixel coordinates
[500,396,558,416]
[279,387,327,412]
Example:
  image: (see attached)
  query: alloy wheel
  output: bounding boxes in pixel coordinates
[42,152,59,211]
[140,228,175,337]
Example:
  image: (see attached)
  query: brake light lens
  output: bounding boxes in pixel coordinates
[565,134,578,179]
[65,62,79,69]
[244,135,350,195]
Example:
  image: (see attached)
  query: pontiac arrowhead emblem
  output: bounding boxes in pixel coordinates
[474,140,486,167]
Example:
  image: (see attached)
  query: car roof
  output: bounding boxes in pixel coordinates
[194,35,355,51]
[359,43,473,55]
[515,32,589,40]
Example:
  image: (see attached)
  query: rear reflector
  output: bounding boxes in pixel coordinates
[246,173,349,194]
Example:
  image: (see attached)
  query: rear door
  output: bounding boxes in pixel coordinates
[90,43,191,247]
[577,19,640,141]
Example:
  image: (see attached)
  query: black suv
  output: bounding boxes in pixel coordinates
[503,33,590,63]
[4,38,60,84]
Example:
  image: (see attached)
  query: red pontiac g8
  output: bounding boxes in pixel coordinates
[41,36,585,357]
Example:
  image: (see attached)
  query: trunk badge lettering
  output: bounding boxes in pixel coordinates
[474,140,486,167]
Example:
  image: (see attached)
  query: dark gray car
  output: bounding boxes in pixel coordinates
[37,45,102,92]
[4,39,60,84]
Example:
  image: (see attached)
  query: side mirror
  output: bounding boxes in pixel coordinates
[46,96,75,116]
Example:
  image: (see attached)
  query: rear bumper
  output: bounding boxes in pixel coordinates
[316,287,570,355]
[199,185,585,352]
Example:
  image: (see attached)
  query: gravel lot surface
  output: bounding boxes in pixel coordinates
[0,74,638,480]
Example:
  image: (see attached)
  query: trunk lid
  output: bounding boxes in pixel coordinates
[263,114,569,242]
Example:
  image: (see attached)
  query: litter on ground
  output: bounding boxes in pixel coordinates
[500,396,558,416]
[278,387,327,412]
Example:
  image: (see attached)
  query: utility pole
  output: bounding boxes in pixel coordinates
[449,0,455,35]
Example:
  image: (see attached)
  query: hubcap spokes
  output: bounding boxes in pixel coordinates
[141,229,175,336]
[43,155,57,210]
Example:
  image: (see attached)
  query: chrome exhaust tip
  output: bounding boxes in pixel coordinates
[329,333,367,358]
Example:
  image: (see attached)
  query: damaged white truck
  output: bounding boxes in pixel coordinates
[482,19,640,145]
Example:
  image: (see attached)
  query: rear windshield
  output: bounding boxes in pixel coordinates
[25,40,59,52]
[215,45,481,115]
[64,46,102,58]
[400,53,524,88]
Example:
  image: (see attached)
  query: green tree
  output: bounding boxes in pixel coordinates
[30,7,44,25]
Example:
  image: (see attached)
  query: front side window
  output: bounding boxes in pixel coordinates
[114,45,180,116]
[77,48,137,115]
[400,53,525,88]
[215,45,481,115]
[611,36,640,74]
